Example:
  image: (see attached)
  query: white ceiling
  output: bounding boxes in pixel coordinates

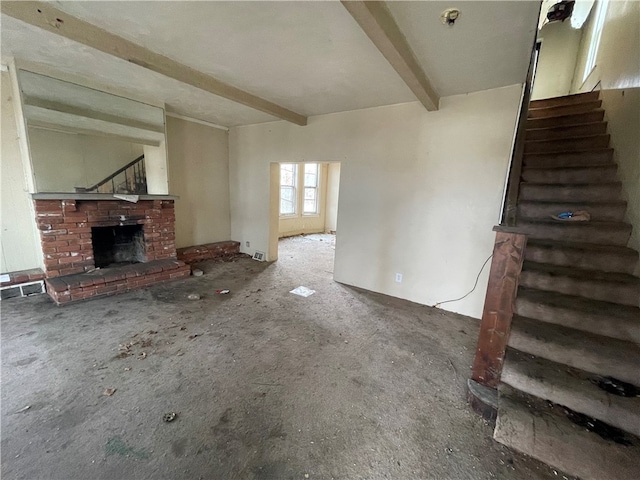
[387,1,541,96]
[1,1,540,127]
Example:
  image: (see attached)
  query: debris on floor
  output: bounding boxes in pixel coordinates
[187,293,201,300]
[163,412,177,423]
[563,406,634,445]
[15,405,31,413]
[290,286,315,297]
[216,289,230,294]
[595,376,639,397]
[192,268,204,277]
[103,388,116,396]
[551,210,591,222]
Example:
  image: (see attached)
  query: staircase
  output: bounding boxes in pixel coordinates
[75,154,147,195]
[494,91,640,479]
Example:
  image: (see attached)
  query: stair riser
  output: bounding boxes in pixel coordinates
[494,396,640,480]
[529,91,600,109]
[518,202,626,222]
[519,271,640,308]
[528,101,602,119]
[527,110,605,129]
[524,150,613,168]
[501,361,640,438]
[516,223,631,246]
[524,135,610,154]
[524,245,638,275]
[519,184,621,202]
[521,166,618,184]
[508,328,640,385]
[525,122,607,141]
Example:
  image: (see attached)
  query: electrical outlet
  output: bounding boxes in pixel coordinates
[395,273,403,283]
[245,241,250,248]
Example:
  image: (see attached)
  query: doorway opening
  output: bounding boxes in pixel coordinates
[268,162,341,274]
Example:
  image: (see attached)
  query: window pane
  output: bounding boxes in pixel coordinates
[280,186,296,215]
[281,164,296,187]
[303,187,317,214]
[304,163,318,187]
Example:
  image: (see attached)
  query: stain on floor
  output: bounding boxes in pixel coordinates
[1,235,560,479]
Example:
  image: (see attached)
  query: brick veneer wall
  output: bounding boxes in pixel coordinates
[35,199,177,277]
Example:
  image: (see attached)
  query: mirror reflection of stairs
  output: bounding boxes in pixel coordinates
[495,91,640,479]
[75,154,147,195]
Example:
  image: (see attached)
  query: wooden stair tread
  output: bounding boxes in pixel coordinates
[527,106,604,123]
[517,218,631,228]
[520,181,621,186]
[515,289,640,349]
[522,261,640,285]
[522,164,617,172]
[517,285,640,317]
[502,348,640,438]
[525,238,637,255]
[524,133,609,144]
[524,146,613,156]
[509,316,640,386]
[527,101,603,119]
[525,120,606,133]
[518,199,626,206]
[494,385,640,480]
[525,122,608,142]
[529,91,600,109]
[526,110,606,129]
[517,218,630,228]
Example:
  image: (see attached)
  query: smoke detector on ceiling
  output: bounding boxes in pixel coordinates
[441,8,461,26]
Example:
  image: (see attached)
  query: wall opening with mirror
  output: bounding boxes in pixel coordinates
[17,70,168,194]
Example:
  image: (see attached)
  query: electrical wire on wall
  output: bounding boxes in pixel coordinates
[432,254,493,308]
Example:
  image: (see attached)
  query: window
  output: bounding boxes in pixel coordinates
[583,0,608,83]
[280,163,297,215]
[303,163,319,214]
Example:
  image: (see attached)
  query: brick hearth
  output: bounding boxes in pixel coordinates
[177,241,240,264]
[33,197,189,304]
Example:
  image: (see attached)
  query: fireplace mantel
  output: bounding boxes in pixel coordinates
[32,193,179,201]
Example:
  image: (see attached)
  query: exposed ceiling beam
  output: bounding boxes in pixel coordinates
[23,95,166,133]
[27,120,162,147]
[341,1,439,111]
[1,1,308,126]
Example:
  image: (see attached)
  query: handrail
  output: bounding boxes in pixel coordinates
[500,40,539,227]
[76,154,144,193]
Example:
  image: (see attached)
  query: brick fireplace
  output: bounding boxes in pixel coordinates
[33,195,190,304]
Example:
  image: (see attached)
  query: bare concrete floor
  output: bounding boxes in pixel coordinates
[1,234,558,479]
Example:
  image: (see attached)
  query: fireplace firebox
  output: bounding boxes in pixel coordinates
[92,225,146,268]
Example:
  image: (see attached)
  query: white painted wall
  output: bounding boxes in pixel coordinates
[325,163,341,232]
[28,127,144,192]
[1,71,42,273]
[600,88,640,271]
[568,0,640,271]
[230,85,522,319]
[166,116,231,249]
[572,0,640,92]
[278,163,328,238]
[531,21,583,100]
